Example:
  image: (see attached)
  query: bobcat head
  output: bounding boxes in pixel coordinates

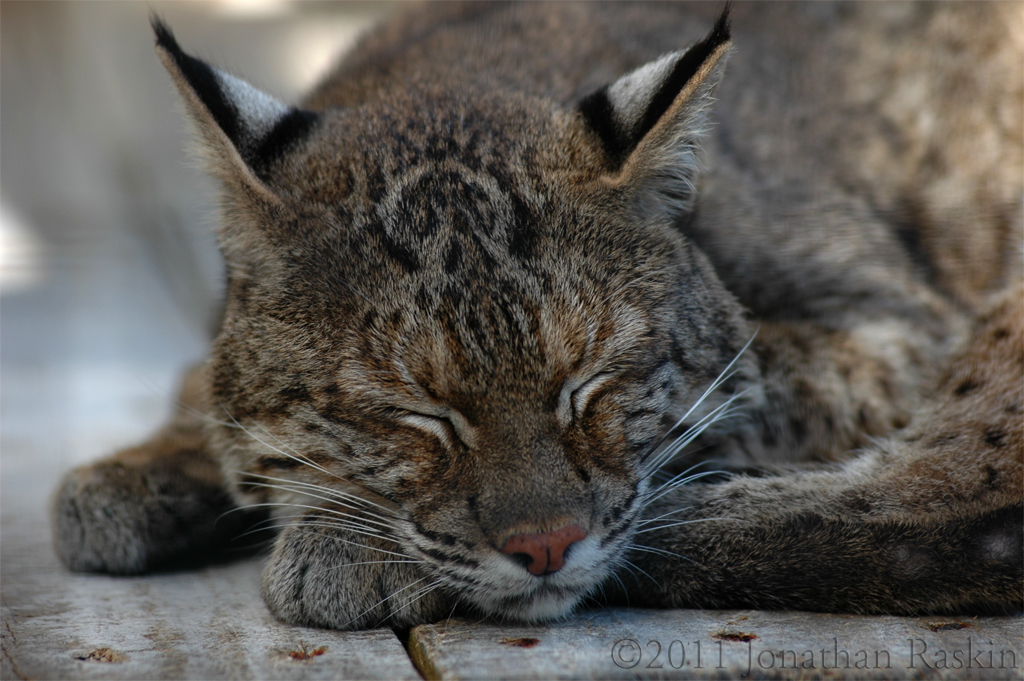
[153,10,756,625]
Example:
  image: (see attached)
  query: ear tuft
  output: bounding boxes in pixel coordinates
[578,7,732,218]
[579,7,731,167]
[152,17,320,186]
[152,16,249,153]
[631,7,730,147]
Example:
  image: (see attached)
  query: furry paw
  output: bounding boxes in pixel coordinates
[262,510,451,630]
[52,445,243,574]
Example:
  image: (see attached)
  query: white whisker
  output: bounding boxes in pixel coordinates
[639,330,757,470]
[627,542,695,564]
[344,576,432,628]
[233,520,405,549]
[642,394,749,476]
[312,559,422,579]
[635,517,745,534]
[234,479,400,531]
[621,558,660,588]
[637,505,695,525]
[238,470,399,518]
[643,470,724,505]
[230,502,404,543]
[222,408,349,485]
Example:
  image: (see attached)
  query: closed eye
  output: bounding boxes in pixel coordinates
[559,372,616,425]
[397,409,475,449]
[398,413,454,447]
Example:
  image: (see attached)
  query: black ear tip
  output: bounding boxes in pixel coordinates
[150,14,180,54]
[713,4,732,44]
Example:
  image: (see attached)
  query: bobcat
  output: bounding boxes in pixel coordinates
[53,2,1022,630]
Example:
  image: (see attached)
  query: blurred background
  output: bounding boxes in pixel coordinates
[1,1,399,516]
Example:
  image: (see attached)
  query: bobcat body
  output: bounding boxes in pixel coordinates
[53,2,1023,630]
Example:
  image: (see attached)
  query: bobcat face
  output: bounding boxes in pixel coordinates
[155,13,751,621]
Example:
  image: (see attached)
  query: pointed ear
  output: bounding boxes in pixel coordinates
[578,8,731,218]
[152,18,320,202]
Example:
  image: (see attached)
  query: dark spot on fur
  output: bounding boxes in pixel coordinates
[846,495,872,515]
[279,382,310,403]
[789,416,808,444]
[600,521,630,547]
[984,429,1006,448]
[507,194,538,261]
[991,327,1010,341]
[419,545,479,568]
[577,87,625,166]
[467,494,481,523]
[237,480,260,495]
[378,231,420,274]
[757,412,779,448]
[445,242,463,273]
[928,622,969,632]
[357,463,381,478]
[251,108,321,179]
[857,407,870,428]
[890,197,943,292]
[417,524,459,547]
[792,379,813,401]
[879,375,896,400]
[256,456,301,471]
[929,433,958,448]
[954,379,980,396]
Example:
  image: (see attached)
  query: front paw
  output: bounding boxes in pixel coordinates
[262,511,451,630]
[52,448,242,574]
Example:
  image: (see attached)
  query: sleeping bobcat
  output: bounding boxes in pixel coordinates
[53,2,1022,629]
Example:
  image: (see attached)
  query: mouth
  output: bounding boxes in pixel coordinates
[468,578,595,622]
[447,540,614,622]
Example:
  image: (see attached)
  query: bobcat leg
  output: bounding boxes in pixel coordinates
[262,506,451,630]
[713,302,969,466]
[629,289,1022,613]
[52,365,252,574]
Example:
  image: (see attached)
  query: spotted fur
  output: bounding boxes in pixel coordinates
[53,3,1021,629]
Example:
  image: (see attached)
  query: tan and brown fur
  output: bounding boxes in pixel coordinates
[53,2,1022,629]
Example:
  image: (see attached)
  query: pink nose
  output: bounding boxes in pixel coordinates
[500,524,588,575]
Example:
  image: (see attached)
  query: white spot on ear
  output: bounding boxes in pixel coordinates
[216,70,289,140]
[606,51,683,134]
